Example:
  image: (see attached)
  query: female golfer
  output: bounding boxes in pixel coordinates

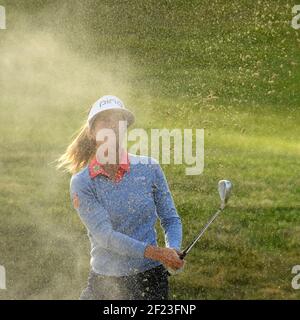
[58,95,184,300]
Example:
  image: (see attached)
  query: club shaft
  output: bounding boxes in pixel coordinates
[180,208,223,259]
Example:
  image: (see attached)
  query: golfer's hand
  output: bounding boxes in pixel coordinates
[173,249,185,260]
[161,248,185,270]
[144,246,184,270]
[167,248,186,274]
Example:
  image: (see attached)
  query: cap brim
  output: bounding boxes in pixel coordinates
[88,107,135,128]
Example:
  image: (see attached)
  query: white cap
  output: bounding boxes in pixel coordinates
[87,95,135,128]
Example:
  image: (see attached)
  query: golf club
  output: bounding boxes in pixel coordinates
[178,180,233,260]
[166,180,232,275]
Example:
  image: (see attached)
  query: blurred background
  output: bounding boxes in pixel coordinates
[0,0,299,299]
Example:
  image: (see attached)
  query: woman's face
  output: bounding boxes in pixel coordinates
[90,111,127,151]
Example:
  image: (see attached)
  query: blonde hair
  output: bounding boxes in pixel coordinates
[56,121,96,174]
[56,108,130,174]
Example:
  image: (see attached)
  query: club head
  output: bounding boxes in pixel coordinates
[218,180,232,209]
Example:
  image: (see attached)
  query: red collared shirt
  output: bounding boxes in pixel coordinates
[88,151,130,182]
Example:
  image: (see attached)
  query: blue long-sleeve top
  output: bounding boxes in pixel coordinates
[69,154,182,276]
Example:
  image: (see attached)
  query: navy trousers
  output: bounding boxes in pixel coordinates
[80,264,169,300]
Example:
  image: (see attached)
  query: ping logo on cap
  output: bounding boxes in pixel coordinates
[87,95,135,128]
[99,98,123,108]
